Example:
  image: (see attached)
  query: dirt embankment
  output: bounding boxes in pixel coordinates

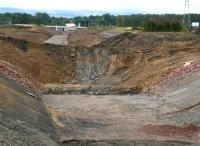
[68,29,105,47]
[71,32,200,94]
[0,75,58,146]
[0,62,35,89]
[2,29,200,94]
[0,37,77,87]
[0,30,62,145]
[0,25,59,44]
[25,31,200,95]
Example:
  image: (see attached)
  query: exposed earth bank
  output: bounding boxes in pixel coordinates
[1,26,200,145]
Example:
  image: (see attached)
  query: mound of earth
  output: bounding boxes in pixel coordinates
[0,25,59,44]
[68,29,105,47]
[0,37,76,86]
[140,124,200,138]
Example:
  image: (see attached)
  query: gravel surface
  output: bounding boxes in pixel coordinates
[0,76,58,146]
[44,35,68,45]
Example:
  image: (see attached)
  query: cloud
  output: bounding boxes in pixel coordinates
[0,0,200,13]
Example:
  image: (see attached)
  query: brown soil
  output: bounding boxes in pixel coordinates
[68,29,104,47]
[2,27,200,145]
[2,28,200,94]
[0,25,58,44]
[73,31,200,93]
[139,124,200,139]
[0,39,74,87]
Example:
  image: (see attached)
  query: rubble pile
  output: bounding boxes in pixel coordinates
[158,58,200,84]
[140,124,200,138]
[0,63,35,89]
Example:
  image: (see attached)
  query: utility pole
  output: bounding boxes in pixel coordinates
[183,0,191,28]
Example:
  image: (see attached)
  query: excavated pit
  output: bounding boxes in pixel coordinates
[43,32,200,95]
[42,32,200,145]
[2,29,200,145]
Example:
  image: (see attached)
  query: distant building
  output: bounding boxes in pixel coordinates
[47,23,76,31]
[65,23,76,31]
[56,26,65,31]
[192,22,199,28]
[66,23,76,27]
[46,23,86,32]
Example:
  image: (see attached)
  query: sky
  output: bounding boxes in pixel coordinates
[0,0,200,13]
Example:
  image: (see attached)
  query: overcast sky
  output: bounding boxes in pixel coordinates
[0,0,200,13]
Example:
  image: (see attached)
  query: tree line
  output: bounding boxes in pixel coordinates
[0,12,69,25]
[0,12,200,31]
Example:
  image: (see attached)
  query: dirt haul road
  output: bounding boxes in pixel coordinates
[44,35,69,45]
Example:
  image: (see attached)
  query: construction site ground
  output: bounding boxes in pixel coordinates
[43,64,200,145]
[1,25,200,145]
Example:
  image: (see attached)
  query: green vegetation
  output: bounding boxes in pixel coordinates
[143,20,183,32]
[1,12,200,31]
[0,12,69,25]
[71,13,116,27]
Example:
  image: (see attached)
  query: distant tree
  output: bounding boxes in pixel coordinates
[143,20,183,32]
[116,16,122,26]
[0,12,198,29]
[35,13,51,25]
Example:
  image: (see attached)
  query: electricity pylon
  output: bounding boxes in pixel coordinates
[182,0,191,28]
